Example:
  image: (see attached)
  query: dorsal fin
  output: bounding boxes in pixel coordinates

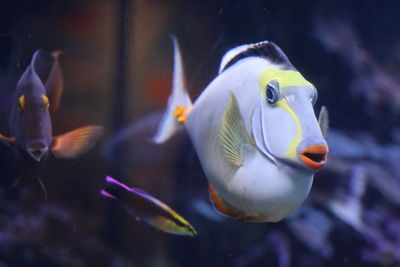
[31,49,64,113]
[219,41,294,73]
[31,49,53,84]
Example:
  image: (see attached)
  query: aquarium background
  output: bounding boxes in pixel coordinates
[1,0,400,266]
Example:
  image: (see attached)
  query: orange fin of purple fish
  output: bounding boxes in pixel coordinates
[101,176,197,236]
[0,134,15,145]
[51,125,103,158]
[209,183,242,218]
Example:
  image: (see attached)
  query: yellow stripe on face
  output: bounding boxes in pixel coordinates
[276,100,302,159]
[258,67,313,92]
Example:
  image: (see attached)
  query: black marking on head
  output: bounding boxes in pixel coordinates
[221,41,295,73]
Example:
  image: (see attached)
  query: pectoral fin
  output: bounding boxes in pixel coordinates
[318,106,329,140]
[0,135,15,145]
[51,125,103,158]
[219,93,253,167]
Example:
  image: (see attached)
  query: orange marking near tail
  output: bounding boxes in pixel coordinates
[173,105,185,117]
[209,184,241,218]
[173,105,191,123]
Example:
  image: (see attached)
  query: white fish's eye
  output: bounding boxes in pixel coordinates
[310,88,318,106]
[266,79,280,105]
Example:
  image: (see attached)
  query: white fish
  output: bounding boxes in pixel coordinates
[153,37,329,222]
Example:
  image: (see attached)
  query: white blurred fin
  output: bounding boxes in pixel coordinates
[153,37,192,144]
[318,106,329,140]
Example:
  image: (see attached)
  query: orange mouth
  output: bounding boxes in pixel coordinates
[300,145,328,171]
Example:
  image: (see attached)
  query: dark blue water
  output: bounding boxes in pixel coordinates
[0,0,399,266]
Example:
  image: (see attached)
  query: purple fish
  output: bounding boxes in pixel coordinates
[0,50,103,168]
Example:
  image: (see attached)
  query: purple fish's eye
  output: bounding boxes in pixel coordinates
[18,95,25,112]
[42,95,50,110]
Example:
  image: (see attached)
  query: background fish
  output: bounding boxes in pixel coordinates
[153,38,329,222]
[0,49,103,179]
[101,176,197,237]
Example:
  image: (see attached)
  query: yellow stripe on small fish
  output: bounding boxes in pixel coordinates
[150,215,197,237]
[141,195,197,236]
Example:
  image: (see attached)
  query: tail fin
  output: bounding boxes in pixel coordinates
[152,37,193,144]
[100,176,128,200]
